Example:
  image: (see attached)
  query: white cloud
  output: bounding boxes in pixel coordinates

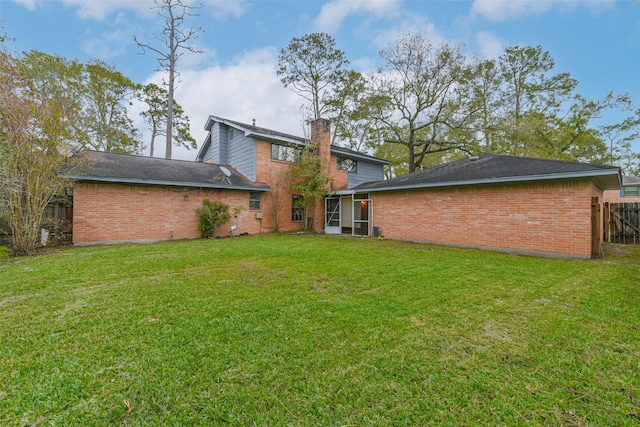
[372,14,443,51]
[62,0,155,20]
[81,12,133,60]
[11,0,37,10]
[12,0,249,21]
[134,47,304,160]
[314,0,401,33]
[476,31,504,59]
[202,0,249,20]
[471,0,615,22]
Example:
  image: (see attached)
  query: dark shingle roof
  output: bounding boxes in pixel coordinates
[65,150,269,191]
[356,154,621,192]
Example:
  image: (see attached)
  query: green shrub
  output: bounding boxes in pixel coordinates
[0,245,10,263]
[195,199,231,238]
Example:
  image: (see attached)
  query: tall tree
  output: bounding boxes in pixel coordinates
[498,45,577,154]
[15,51,141,153]
[466,58,504,154]
[601,106,640,175]
[139,83,196,157]
[325,70,374,149]
[367,32,475,173]
[0,49,78,255]
[134,0,203,159]
[81,60,140,153]
[278,32,349,120]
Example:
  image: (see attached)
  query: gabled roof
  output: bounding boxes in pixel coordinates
[199,115,391,165]
[356,154,621,192]
[65,150,269,191]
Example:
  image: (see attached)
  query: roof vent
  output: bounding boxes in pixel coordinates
[469,156,480,161]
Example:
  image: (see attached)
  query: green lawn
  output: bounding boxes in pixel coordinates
[1,235,639,426]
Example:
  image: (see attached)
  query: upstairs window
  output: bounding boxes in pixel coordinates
[271,144,300,162]
[337,157,357,172]
[249,192,261,210]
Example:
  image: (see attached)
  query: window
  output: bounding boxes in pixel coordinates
[337,157,357,172]
[271,144,300,162]
[292,195,304,222]
[622,186,640,197]
[249,192,261,210]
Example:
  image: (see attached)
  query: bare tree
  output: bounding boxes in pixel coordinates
[367,32,475,173]
[0,50,78,255]
[134,0,202,159]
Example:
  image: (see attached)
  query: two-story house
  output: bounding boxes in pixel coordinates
[68,115,622,258]
[69,117,390,244]
[195,116,390,236]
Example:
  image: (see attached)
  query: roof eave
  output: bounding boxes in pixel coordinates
[64,175,270,192]
[246,131,307,147]
[330,147,392,165]
[358,169,621,193]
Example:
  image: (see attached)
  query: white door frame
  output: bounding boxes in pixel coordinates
[325,196,341,234]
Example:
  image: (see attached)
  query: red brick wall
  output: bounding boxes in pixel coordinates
[253,123,346,232]
[254,140,306,232]
[329,153,349,191]
[72,182,263,244]
[370,180,602,258]
[603,189,640,204]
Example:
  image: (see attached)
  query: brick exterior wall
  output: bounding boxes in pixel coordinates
[370,180,602,258]
[603,189,640,204]
[72,118,342,244]
[72,182,263,245]
[252,118,339,233]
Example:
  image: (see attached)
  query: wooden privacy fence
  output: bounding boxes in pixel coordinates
[604,202,640,244]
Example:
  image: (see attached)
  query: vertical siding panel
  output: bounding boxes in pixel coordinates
[348,161,385,188]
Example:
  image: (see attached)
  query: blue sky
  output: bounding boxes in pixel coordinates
[1,0,639,159]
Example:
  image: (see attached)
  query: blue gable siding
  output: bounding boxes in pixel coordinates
[228,132,257,181]
[201,122,257,181]
[348,160,384,188]
[218,124,229,164]
[207,123,221,164]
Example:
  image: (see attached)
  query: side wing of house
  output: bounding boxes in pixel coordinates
[68,150,269,245]
[355,155,621,258]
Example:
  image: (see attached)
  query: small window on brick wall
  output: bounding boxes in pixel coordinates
[292,195,304,222]
[622,185,640,197]
[249,192,261,210]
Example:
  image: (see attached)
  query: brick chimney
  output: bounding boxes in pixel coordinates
[311,118,331,179]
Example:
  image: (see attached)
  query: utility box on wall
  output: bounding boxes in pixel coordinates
[255,212,262,219]
[373,226,382,237]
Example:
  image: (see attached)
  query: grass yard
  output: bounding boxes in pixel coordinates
[1,235,639,426]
